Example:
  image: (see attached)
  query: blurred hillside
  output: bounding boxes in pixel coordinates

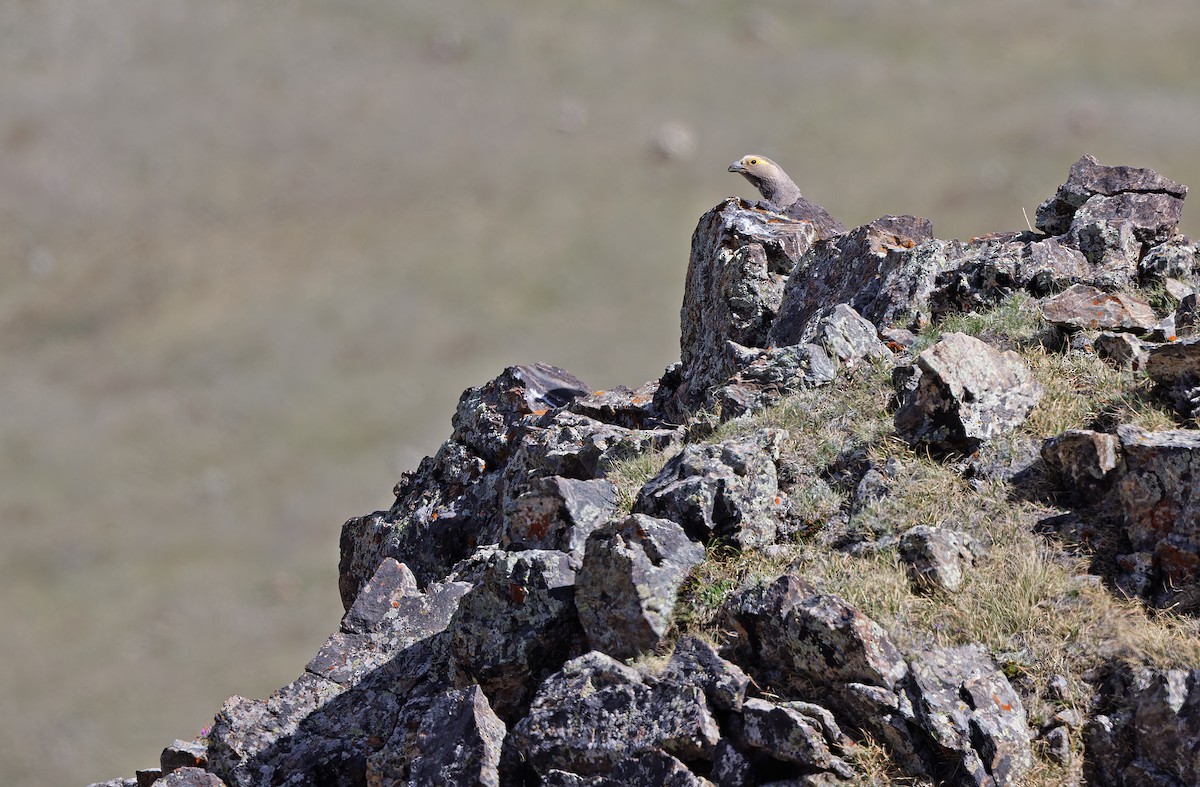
[3,1,1199,784]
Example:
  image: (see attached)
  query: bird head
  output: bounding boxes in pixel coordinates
[727,154,799,207]
[728,154,776,178]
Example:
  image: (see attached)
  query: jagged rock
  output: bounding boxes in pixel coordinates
[502,476,619,557]
[447,548,582,720]
[633,428,787,549]
[1035,154,1188,239]
[770,215,949,346]
[1175,293,1199,337]
[160,740,208,775]
[1068,218,1142,289]
[1085,667,1200,786]
[567,379,669,432]
[543,751,714,787]
[893,332,1042,453]
[930,234,1092,314]
[404,685,505,787]
[1141,239,1200,286]
[811,303,892,368]
[210,559,468,786]
[718,573,908,694]
[1145,335,1200,385]
[1115,425,1200,596]
[661,635,751,713]
[672,198,819,413]
[897,524,981,592]
[709,342,836,418]
[1094,330,1149,369]
[711,739,753,787]
[1040,284,1159,334]
[730,698,854,781]
[1041,429,1121,501]
[576,514,704,659]
[1042,725,1071,766]
[151,769,225,787]
[881,326,918,350]
[136,770,162,787]
[906,645,1033,787]
[509,651,721,778]
[340,364,681,604]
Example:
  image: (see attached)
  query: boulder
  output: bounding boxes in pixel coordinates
[1094,331,1149,369]
[509,652,720,778]
[1040,284,1158,335]
[893,332,1042,453]
[730,698,854,781]
[633,428,787,549]
[446,548,582,721]
[897,525,982,593]
[405,686,506,787]
[660,635,751,713]
[708,342,836,418]
[811,303,893,368]
[1035,154,1188,239]
[1040,429,1121,501]
[930,234,1091,315]
[502,476,619,557]
[576,514,704,659]
[769,215,949,346]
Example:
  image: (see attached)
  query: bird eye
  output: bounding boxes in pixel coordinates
[748,158,758,166]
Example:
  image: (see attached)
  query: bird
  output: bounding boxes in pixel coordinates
[728,154,847,239]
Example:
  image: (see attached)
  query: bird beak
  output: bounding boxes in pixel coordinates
[728,161,744,173]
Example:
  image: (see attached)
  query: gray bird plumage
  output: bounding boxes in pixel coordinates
[728,154,846,239]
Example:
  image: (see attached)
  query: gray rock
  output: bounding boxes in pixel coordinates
[811,303,893,368]
[897,525,981,592]
[661,635,751,712]
[709,342,836,418]
[159,739,208,774]
[510,651,721,777]
[406,685,505,787]
[1040,284,1158,335]
[1141,239,1200,286]
[880,326,918,349]
[770,215,950,347]
[1042,725,1071,767]
[1035,154,1188,238]
[893,332,1042,453]
[672,198,818,414]
[1175,293,1199,338]
[1115,425,1200,598]
[930,234,1092,314]
[447,548,582,720]
[711,739,753,787]
[502,476,619,557]
[718,573,908,694]
[906,645,1033,787]
[1068,217,1142,289]
[136,770,162,787]
[150,769,225,787]
[731,698,854,780]
[1071,193,1186,248]
[1040,429,1121,501]
[1145,335,1200,386]
[1094,331,1149,369]
[1085,667,1200,786]
[634,428,787,549]
[541,751,715,787]
[576,514,704,659]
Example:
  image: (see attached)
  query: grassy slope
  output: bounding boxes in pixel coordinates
[4,1,1200,783]
[617,294,1200,784]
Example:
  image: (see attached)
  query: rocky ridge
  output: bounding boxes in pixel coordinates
[90,155,1200,786]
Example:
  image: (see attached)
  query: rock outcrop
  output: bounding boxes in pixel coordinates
[89,154,1200,787]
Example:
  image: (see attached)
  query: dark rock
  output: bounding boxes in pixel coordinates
[661,635,751,713]
[709,342,836,418]
[634,428,787,549]
[880,326,918,350]
[541,751,714,787]
[711,739,753,787]
[672,198,819,413]
[897,525,981,592]
[1085,667,1200,786]
[502,476,619,557]
[159,739,208,774]
[1145,335,1200,386]
[1040,284,1158,335]
[1068,218,1141,289]
[893,332,1042,453]
[1071,194,1186,248]
[1175,293,1199,338]
[1042,721,1071,767]
[811,303,893,368]
[576,514,704,659]
[406,685,505,787]
[731,697,854,780]
[906,645,1033,787]
[447,548,582,720]
[1035,154,1188,237]
[509,651,720,777]
[135,770,161,787]
[1115,425,1200,596]
[930,234,1092,314]
[1094,331,1149,369]
[151,769,225,787]
[769,215,949,347]
[718,573,908,694]
[1141,239,1200,285]
[1041,429,1121,501]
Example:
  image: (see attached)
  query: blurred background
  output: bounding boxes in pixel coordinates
[2,0,1198,783]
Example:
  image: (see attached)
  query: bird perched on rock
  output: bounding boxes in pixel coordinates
[728,154,847,239]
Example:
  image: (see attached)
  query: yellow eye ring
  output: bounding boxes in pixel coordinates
[748,158,758,166]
